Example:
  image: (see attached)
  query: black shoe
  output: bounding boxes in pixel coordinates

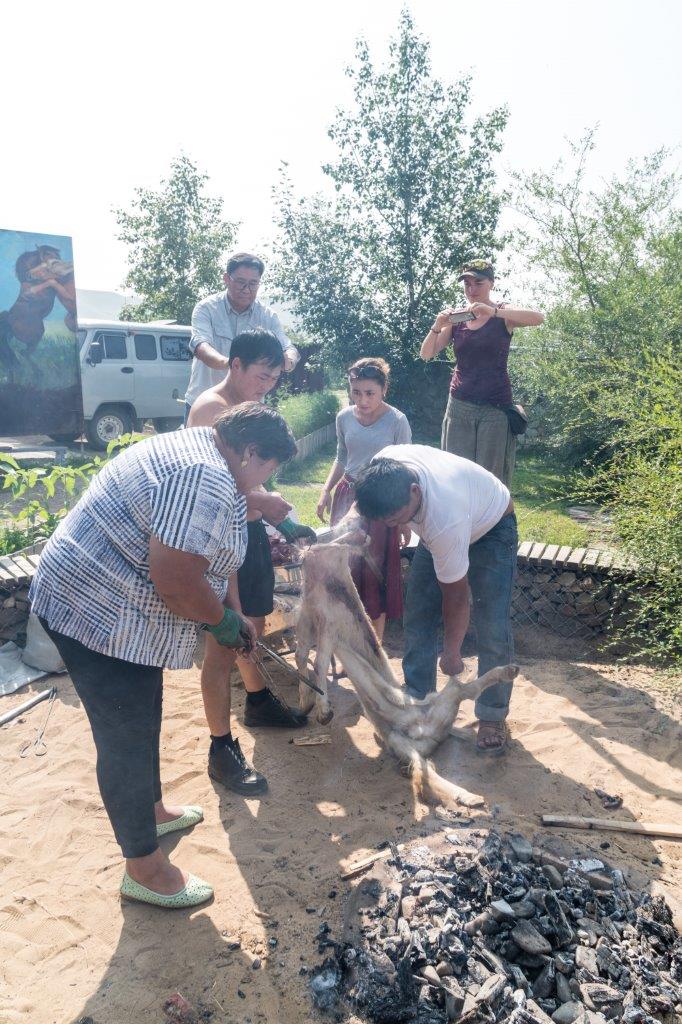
[208,738,268,794]
[244,687,308,729]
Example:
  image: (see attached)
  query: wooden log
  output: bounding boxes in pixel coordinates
[542,815,682,840]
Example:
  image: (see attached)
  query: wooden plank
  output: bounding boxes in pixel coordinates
[9,554,36,580]
[554,545,573,568]
[529,542,547,564]
[292,733,332,747]
[341,843,406,880]
[25,553,42,570]
[0,565,17,585]
[597,551,613,569]
[565,547,587,570]
[539,544,560,568]
[581,548,602,570]
[0,558,24,583]
[541,815,682,840]
[516,541,534,565]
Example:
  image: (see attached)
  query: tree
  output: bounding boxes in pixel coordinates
[271,10,507,435]
[115,155,238,325]
[511,133,680,461]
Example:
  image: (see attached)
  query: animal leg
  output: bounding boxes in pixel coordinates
[312,638,334,725]
[295,614,317,716]
[385,730,485,810]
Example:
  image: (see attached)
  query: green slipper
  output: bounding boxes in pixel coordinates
[120,871,213,908]
[156,805,204,838]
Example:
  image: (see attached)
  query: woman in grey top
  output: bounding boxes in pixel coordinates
[317,358,411,638]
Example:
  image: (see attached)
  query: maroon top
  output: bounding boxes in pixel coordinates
[449,313,512,405]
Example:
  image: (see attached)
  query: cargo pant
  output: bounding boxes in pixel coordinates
[441,396,516,488]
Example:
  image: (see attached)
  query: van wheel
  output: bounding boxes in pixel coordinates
[86,407,134,450]
[153,417,183,433]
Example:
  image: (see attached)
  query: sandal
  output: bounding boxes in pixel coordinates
[476,720,508,757]
[120,871,213,909]
[156,805,203,838]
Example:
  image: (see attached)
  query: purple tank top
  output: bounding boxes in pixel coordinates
[449,314,512,405]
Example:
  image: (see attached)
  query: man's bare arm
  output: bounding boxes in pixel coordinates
[438,577,470,676]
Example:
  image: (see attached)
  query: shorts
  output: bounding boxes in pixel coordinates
[237,519,275,618]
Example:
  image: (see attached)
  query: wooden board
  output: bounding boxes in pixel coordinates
[565,547,587,570]
[539,544,561,568]
[581,548,602,570]
[555,545,573,567]
[542,815,682,840]
[516,541,534,565]
[529,542,547,564]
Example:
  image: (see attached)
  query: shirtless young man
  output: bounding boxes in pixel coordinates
[188,329,315,793]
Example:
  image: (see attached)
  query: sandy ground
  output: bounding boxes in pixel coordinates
[1,625,681,1024]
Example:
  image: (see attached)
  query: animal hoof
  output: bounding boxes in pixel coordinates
[317,708,334,726]
[456,790,486,809]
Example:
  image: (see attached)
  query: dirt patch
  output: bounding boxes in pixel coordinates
[0,626,680,1023]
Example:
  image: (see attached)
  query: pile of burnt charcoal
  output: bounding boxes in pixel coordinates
[309,830,682,1024]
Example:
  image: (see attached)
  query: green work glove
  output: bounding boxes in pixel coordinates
[205,608,248,649]
[277,517,318,545]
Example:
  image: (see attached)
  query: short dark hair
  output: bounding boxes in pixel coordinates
[226,252,265,276]
[214,402,297,464]
[229,330,285,370]
[354,458,417,519]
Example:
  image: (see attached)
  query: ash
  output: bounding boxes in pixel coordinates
[309,830,682,1024]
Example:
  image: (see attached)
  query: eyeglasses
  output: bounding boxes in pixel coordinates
[228,276,261,291]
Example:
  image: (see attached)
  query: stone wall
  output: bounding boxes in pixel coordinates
[512,541,626,641]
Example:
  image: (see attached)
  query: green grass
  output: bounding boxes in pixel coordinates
[277,442,336,526]
[512,451,591,547]
[278,443,598,549]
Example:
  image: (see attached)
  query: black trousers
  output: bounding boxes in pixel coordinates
[40,619,163,859]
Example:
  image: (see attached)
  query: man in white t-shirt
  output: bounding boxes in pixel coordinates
[354,444,517,754]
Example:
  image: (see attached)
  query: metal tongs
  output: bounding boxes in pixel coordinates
[243,635,324,696]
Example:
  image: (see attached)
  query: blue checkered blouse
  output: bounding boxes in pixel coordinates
[29,427,247,669]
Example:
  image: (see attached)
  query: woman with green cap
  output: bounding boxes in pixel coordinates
[420,259,543,486]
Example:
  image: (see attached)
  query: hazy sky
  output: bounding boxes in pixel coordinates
[3,0,680,293]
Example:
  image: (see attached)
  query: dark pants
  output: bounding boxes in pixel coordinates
[402,513,517,720]
[39,619,163,859]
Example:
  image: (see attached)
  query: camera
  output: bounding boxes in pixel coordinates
[447,310,476,324]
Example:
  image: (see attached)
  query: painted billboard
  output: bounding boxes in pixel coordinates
[0,229,82,438]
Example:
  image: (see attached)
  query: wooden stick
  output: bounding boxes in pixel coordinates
[341,843,406,880]
[292,733,332,747]
[542,815,682,840]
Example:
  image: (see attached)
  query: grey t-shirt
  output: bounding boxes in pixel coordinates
[336,405,412,479]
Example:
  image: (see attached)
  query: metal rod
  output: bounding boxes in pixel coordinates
[0,686,56,727]
[255,641,324,695]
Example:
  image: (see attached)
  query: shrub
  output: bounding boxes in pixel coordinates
[273,389,340,440]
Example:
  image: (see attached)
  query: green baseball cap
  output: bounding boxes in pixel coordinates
[458,259,494,282]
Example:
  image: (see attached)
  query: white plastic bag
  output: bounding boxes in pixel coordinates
[21,614,66,674]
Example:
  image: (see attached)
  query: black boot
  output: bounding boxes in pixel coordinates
[244,687,308,728]
[208,737,268,794]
